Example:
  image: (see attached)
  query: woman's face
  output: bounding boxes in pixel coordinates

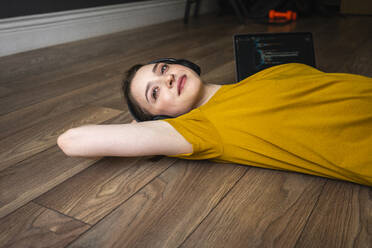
[130,62,204,117]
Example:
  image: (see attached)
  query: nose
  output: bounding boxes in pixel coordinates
[164,74,175,88]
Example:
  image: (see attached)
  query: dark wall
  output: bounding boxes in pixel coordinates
[1,0,148,19]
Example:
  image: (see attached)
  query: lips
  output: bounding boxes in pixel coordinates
[177,75,186,95]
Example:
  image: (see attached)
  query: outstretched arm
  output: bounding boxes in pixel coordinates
[57,120,192,157]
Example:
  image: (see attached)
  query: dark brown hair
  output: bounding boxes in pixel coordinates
[122,64,154,121]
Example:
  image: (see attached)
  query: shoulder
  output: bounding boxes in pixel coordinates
[161,109,224,159]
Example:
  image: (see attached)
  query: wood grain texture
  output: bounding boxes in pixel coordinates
[0,77,122,140]
[35,156,178,225]
[313,17,372,73]
[0,15,235,93]
[66,161,247,248]
[0,146,100,219]
[0,14,230,87]
[0,112,130,219]
[180,169,326,248]
[0,106,121,171]
[0,63,124,116]
[338,36,372,77]
[203,60,236,84]
[294,181,372,248]
[0,87,12,97]
[0,13,371,248]
[0,26,234,116]
[0,202,90,248]
[88,92,125,110]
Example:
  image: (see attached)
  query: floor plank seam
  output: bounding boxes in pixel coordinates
[0,146,51,173]
[29,158,105,201]
[0,106,124,173]
[292,179,328,248]
[62,158,177,248]
[1,26,239,118]
[176,166,250,248]
[32,201,92,227]
[0,71,120,117]
[0,149,103,220]
[0,84,122,139]
[1,14,371,248]
[0,144,59,175]
[2,57,118,93]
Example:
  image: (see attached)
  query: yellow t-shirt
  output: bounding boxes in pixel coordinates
[163,63,372,186]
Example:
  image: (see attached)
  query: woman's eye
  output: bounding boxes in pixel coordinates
[161,64,168,74]
[152,87,159,100]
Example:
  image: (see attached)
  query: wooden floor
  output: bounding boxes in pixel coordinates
[0,12,371,248]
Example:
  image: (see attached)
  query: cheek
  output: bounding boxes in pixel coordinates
[156,94,175,111]
[160,92,174,104]
[158,95,184,114]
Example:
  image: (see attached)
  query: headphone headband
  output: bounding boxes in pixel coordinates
[147,58,201,75]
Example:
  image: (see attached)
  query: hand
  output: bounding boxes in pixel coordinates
[131,119,138,124]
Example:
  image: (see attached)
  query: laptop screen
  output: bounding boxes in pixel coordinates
[234,32,316,81]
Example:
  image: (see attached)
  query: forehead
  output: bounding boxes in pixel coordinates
[133,64,154,85]
[130,64,155,108]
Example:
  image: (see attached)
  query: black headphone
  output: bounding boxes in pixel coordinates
[128,58,201,122]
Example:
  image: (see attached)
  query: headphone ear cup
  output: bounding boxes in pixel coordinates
[152,115,174,121]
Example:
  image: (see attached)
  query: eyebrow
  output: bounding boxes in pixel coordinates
[145,63,159,103]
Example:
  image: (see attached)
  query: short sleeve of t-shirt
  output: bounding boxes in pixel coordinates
[161,108,223,160]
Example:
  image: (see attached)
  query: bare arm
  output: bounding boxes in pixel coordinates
[57,120,192,157]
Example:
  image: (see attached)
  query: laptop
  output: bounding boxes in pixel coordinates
[234,32,316,81]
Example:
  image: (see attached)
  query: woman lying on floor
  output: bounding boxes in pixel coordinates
[57,58,372,186]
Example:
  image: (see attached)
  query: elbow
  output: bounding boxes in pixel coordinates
[57,128,80,157]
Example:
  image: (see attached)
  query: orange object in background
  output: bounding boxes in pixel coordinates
[269,10,297,20]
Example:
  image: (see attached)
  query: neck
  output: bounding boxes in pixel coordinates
[194,83,221,108]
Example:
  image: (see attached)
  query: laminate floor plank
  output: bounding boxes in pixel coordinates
[0,62,126,115]
[313,17,372,74]
[0,30,234,116]
[35,156,178,225]
[0,77,122,140]
[0,13,231,84]
[202,60,236,84]
[100,109,133,125]
[66,161,247,248]
[0,106,122,171]
[0,87,12,97]
[294,181,372,248]
[87,92,126,112]
[0,112,133,219]
[0,16,188,84]
[180,169,326,248]
[0,202,90,248]
[1,16,344,117]
[0,146,100,219]
[0,13,371,248]
[0,16,235,91]
[338,36,372,77]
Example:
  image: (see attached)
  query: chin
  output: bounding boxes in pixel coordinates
[170,107,190,117]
